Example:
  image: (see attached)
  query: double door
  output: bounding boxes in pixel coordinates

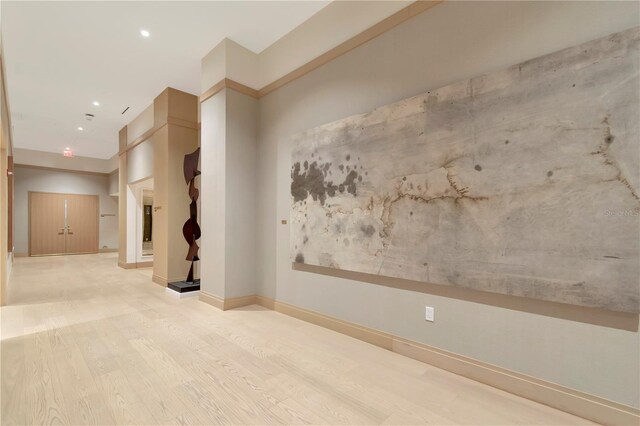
[29,192,99,256]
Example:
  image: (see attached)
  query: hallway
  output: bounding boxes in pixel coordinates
[0,254,590,425]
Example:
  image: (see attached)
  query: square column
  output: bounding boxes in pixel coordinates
[118,88,199,286]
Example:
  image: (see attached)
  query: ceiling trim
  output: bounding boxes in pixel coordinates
[118,115,199,157]
[14,163,110,177]
[199,0,443,103]
[200,78,259,103]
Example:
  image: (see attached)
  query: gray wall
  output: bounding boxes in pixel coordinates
[108,171,118,196]
[256,1,640,407]
[127,139,153,184]
[225,89,258,298]
[14,166,119,253]
[200,89,258,299]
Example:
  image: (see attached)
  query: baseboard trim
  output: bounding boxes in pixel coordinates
[255,295,275,310]
[199,290,225,310]
[118,260,153,269]
[151,274,167,287]
[195,293,638,425]
[224,294,260,310]
[117,260,134,269]
[98,248,118,253]
[273,299,393,350]
[391,339,639,426]
[198,291,259,311]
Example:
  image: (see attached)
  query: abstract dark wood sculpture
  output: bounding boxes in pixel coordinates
[182,147,201,283]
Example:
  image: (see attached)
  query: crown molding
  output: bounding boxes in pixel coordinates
[14,163,110,177]
[200,1,443,102]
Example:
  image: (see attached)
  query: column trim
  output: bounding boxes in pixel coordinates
[14,163,110,177]
[118,260,153,269]
[200,78,260,103]
[199,290,225,310]
[118,117,199,157]
[152,274,167,287]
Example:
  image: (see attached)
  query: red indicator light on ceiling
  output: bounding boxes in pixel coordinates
[63,149,73,158]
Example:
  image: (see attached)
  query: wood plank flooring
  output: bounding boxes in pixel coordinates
[1,253,592,425]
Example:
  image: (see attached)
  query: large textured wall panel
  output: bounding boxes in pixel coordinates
[290,27,640,313]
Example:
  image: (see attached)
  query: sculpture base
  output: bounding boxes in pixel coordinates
[167,279,200,293]
[165,287,199,299]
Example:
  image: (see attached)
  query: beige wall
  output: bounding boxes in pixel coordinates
[200,88,258,299]
[126,103,154,145]
[127,139,153,184]
[118,151,128,265]
[1,42,14,306]
[13,166,118,254]
[0,147,8,304]
[200,90,226,296]
[201,40,260,93]
[13,148,114,174]
[199,1,414,92]
[225,89,257,298]
[108,171,118,196]
[257,1,410,88]
[255,1,640,407]
[119,88,198,282]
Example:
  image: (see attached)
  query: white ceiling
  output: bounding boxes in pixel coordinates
[1,1,329,159]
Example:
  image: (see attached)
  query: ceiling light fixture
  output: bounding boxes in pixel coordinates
[93,101,100,106]
[77,126,83,131]
[140,29,150,38]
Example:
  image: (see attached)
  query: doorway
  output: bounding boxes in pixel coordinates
[142,189,153,256]
[29,192,99,256]
[127,178,154,264]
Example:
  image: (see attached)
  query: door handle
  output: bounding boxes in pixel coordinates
[67,227,73,235]
[58,227,66,235]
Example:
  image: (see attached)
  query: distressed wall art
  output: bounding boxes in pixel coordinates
[290,27,640,313]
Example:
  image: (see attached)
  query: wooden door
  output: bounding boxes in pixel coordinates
[65,194,99,254]
[29,192,66,256]
[29,192,99,256]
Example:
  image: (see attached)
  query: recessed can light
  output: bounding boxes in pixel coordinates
[65,147,70,150]
[140,29,150,38]
[93,101,100,106]
[77,127,83,131]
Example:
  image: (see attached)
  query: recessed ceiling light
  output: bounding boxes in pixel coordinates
[140,29,150,38]
[93,101,100,106]
[77,127,83,131]
[65,147,70,150]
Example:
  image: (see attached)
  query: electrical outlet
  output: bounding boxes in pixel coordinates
[425,306,435,322]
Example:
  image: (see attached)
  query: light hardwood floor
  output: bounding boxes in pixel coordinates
[1,253,592,425]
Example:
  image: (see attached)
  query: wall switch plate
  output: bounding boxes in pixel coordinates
[425,306,435,322]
